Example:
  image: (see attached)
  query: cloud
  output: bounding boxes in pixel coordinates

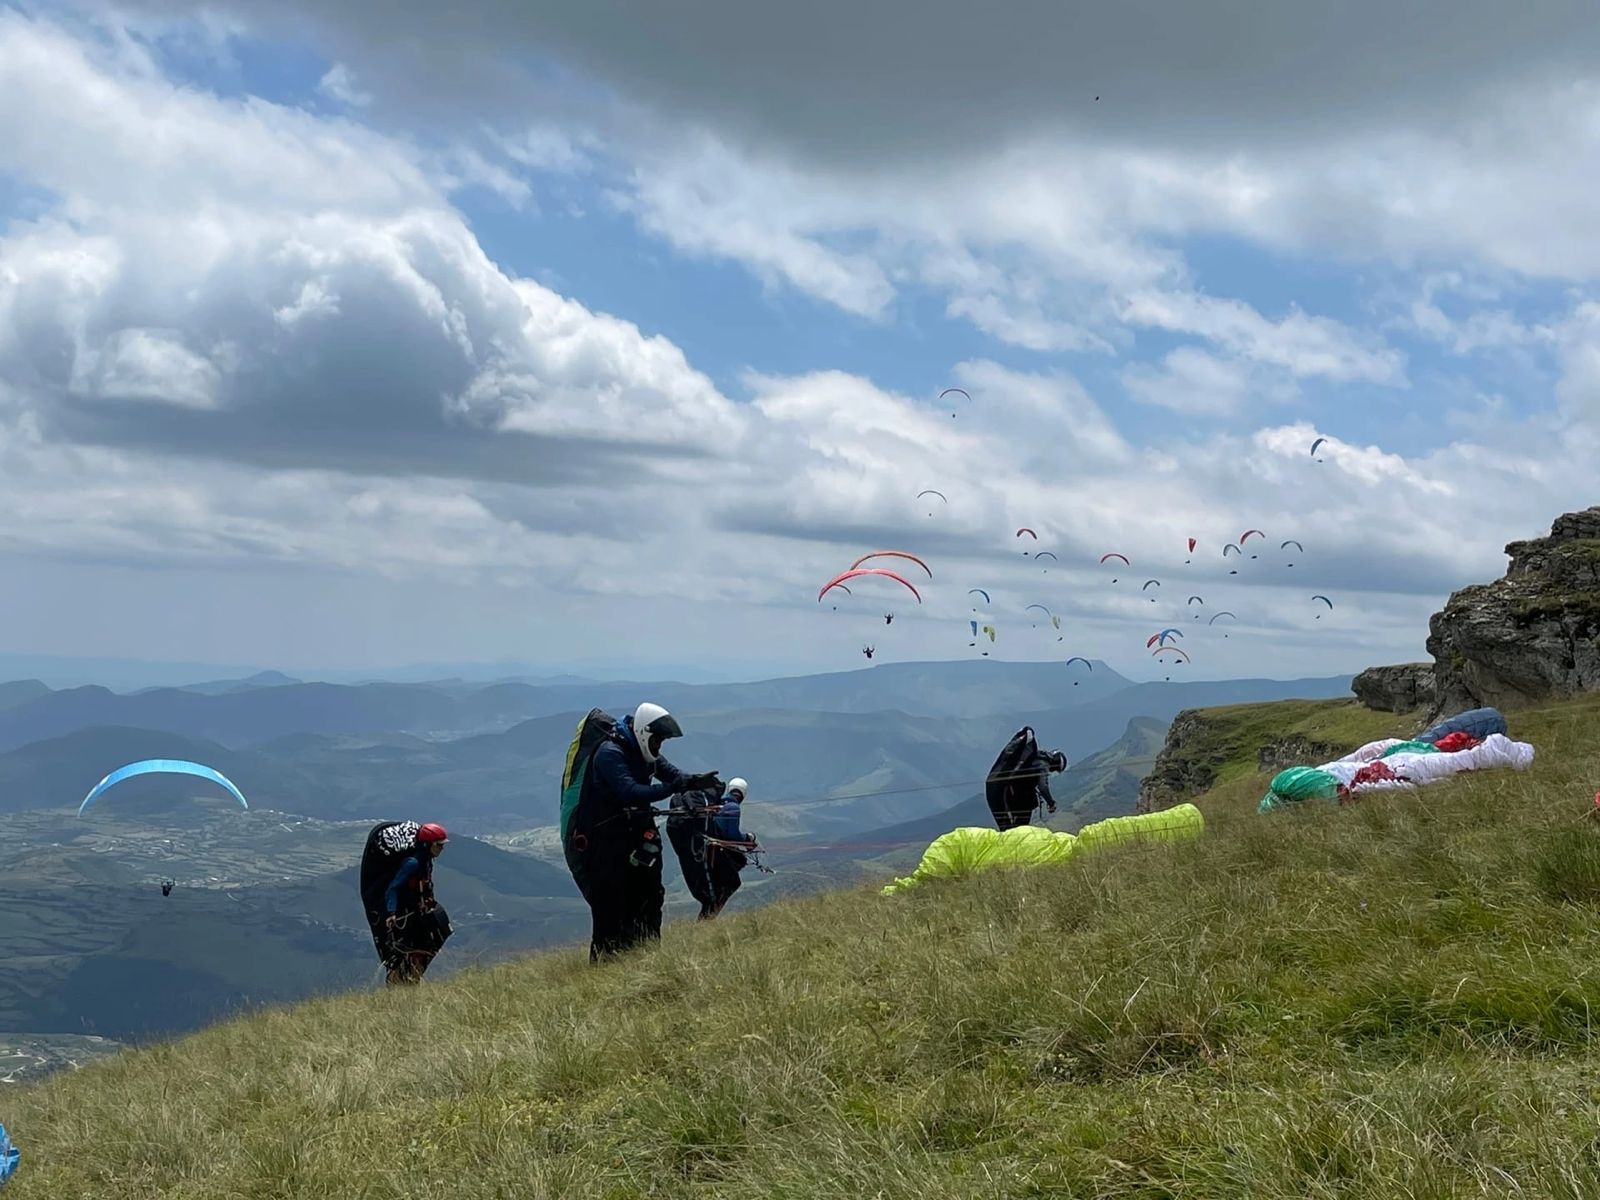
[5,7,1600,680]
[0,13,740,496]
[317,62,370,108]
[1121,348,1296,417]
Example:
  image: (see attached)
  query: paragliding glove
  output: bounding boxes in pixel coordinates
[677,771,722,796]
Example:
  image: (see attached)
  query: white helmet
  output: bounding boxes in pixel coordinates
[632,702,682,763]
[727,777,748,799]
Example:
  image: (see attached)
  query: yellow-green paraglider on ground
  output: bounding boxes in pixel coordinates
[882,804,1203,895]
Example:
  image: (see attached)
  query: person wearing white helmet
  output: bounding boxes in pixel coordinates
[702,776,757,918]
[585,702,721,958]
[715,778,750,842]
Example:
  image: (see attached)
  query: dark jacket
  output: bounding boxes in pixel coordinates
[985,726,1062,831]
[590,718,684,814]
[586,717,685,847]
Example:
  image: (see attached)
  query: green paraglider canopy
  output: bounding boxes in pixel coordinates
[1258,767,1339,813]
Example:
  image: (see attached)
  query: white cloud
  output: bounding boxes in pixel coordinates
[1122,347,1296,417]
[5,7,1600,678]
[317,62,370,108]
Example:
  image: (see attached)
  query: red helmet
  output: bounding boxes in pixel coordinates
[416,823,449,843]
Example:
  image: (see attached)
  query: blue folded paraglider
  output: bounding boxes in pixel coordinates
[78,759,249,816]
[0,1121,18,1186]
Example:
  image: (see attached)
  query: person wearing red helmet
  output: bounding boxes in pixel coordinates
[358,820,453,986]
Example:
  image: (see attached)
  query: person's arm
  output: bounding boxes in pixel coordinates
[592,741,675,812]
[652,752,686,790]
[1030,771,1056,819]
[385,856,421,915]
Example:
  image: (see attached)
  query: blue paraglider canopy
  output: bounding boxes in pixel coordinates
[78,759,249,817]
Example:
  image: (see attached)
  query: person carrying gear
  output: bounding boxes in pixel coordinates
[705,776,756,918]
[667,775,755,920]
[358,821,453,986]
[576,703,720,961]
[985,727,1069,831]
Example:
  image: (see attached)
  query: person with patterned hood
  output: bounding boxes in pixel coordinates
[358,820,453,986]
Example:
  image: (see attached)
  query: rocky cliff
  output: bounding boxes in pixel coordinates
[1135,699,1403,814]
[1424,506,1600,715]
[1134,709,1218,814]
[1351,663,1435,714]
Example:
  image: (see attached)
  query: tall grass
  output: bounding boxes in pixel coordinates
[9,695,1600,1197]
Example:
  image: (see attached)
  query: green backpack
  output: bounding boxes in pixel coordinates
[560,709,618,851]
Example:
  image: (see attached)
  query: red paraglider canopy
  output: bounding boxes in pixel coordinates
[849,550,933,578]
[818,569,923,604]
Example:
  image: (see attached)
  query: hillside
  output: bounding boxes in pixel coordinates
[10,693,1600,1197]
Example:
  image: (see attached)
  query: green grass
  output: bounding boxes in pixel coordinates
[9,695,1600,1198]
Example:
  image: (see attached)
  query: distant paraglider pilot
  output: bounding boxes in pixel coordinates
[863,645,876,660]
[160,879,174,898]
[985,727,1069,832]
[359,821,452,986]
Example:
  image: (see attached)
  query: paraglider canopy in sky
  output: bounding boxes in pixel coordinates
[819,568,922,604]
[79,759,249,816]
[849,550,932,578]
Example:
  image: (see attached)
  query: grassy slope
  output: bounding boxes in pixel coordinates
[12,695,1600,1198]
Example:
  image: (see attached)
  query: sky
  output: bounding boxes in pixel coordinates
[0,1,1597,683]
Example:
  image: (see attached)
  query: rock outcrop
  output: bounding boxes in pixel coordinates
[1425,506,1600,716]
[1136,709,1223,814]
[1256,736,1346,774]
[1351,663,1435,714]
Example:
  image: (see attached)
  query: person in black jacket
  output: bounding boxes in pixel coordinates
[582,703,719,961]
[358,821,452,985]
[985,727,1068,831]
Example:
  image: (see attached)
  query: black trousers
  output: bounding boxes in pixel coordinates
[992,807,1033,832]
[703,848,745,918]
[579,842,664,961]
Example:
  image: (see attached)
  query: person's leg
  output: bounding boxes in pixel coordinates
[620,855,665,949]
[586,848,630,960]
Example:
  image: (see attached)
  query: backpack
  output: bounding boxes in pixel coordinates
[986,726,1041,826]
[359,820,420,914]
[560,708,619,851]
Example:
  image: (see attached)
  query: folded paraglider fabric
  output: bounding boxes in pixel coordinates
[0,1122,17,1186]
[1366,733,1533,789]
[1419,706,1507,745]
[882,825,1077,894]
[1379,739,1440,759]
[1430,731,1481,754]
[1259,767,1342,812]
[1075,804,1204,854]
[1336,738,1409,763]
[882,805,1203,896]
[1349,760,1402,790]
